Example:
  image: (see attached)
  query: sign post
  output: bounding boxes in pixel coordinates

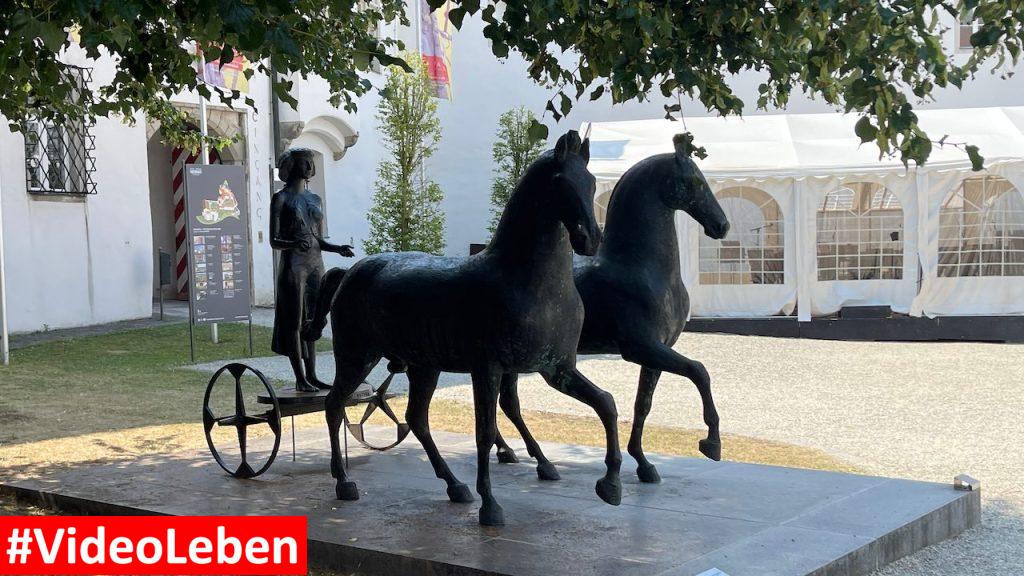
[183,164,253,362]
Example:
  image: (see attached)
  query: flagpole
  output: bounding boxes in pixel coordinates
[197,50,218,345]
[414,0,422,56]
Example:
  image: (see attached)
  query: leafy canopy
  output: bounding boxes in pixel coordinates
[489,106,547,235]
[432,0,1024,168]
[1,0,408,150]
[364,55,446,255]
[5,1,1024,166]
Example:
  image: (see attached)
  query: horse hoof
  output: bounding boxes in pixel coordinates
[447,483,474,503]
[496,448,519,464]
[595,477,622,506]
[699,439,722,461]
[637,463,661,484]
[335,481,359,501]
[536,462,560,481]
[479,504,505,527]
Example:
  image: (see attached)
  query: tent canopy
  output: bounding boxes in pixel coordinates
[584,106,1024,181]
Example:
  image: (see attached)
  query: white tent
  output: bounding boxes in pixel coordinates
[584,107,1024,320]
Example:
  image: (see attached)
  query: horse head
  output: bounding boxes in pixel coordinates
[661,134,730,240]
[548,130,601,256]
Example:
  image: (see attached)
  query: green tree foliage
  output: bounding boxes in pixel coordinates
[488,107,546,235]
[6,1,1024,166]
[364,55,446,255]
[431,0,1024,168]
[0,0,407,151]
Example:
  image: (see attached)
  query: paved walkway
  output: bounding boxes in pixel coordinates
[193,333,1023,576]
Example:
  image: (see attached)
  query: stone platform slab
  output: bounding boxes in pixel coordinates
[1,427,979,576]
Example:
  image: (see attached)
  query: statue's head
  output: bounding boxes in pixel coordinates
[277,148,316,183]
[663,134,729,240]
[533,130,601,256]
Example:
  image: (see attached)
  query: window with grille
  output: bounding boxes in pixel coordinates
[938,177,1024,277]
[817,182,904,281]
[699,186,785,285]
[24,66,96,196]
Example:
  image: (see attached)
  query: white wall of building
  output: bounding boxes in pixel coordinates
[0,42,153,334]
[1,115,152,333]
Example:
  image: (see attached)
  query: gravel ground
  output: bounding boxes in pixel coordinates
[434,334,1024,576]
[194,333,1023,574]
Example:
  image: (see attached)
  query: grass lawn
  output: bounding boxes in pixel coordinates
[0,323,856,523]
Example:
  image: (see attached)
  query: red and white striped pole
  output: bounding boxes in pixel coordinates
[170,146,199,299]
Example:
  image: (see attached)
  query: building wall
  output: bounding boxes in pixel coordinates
[0,112,152,333]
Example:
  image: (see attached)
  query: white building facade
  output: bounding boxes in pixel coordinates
[1,6,1022,337]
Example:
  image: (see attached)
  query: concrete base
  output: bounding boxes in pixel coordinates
[1,428,979,576]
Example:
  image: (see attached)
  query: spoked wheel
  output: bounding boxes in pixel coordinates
[203,363,282,478]
[344,365,411,451]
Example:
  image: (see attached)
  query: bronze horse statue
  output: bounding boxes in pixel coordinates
[492,134,730,483]
[306,130,621,526]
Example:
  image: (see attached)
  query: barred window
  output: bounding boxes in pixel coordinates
[817,182,904,281]
[24,66,96,196]
[938,177,1024,277]
[699,186,785,285]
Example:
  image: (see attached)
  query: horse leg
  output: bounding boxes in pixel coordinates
[628,367,663,483]
[493,428,519,464]
[471,367,504,526]
[405,365,473,503]
[326,351,379,500]
[497,373,560,481]
[540,366,621,505]
[492,373,519,464]
[622,341,721,461]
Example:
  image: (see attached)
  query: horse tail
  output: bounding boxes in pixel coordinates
[302,267,346,341]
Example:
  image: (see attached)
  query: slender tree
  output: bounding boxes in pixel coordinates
[364,55,446,255]
[488,106,547,235]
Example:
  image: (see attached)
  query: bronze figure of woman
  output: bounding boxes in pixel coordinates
[270,147,354,392]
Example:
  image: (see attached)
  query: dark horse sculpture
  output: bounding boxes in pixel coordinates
[492,134,730,484]
[306,131,621,526]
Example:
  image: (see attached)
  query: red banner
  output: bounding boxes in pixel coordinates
[0,516,307,575]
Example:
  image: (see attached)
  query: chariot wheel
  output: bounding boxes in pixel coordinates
[344,365,411,451]
[203,363,282,478]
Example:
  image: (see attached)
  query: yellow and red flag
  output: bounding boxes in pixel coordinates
[194,45,251,94]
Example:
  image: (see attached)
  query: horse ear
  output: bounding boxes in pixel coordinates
[673,133,692,157]
[580,138,590,165]
[555,130,581,162]
[554,132,570,162]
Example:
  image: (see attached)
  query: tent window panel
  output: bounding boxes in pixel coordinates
[816,182,904,281]
[699,186,784,285]
[938,176,1024,278]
